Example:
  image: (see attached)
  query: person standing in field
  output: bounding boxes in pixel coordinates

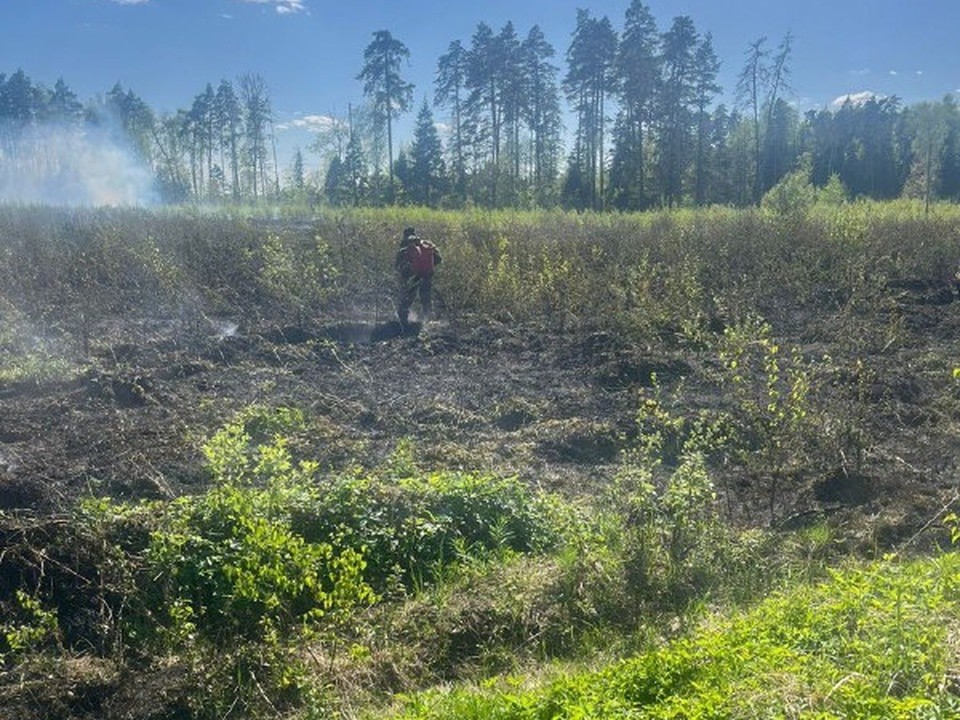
[395,227,442,327]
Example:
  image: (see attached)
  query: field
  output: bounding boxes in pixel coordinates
[3,202,960,718]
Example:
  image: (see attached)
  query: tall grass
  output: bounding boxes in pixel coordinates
[2,201,959,343]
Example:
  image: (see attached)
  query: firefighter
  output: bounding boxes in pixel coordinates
[395,227,442,327]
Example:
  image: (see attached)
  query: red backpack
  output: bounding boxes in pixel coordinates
[407,240,436,278]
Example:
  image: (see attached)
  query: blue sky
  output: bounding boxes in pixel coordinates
[3,0,959,172]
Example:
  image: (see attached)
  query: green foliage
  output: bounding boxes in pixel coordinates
[147,482,374,644]
[945,512,960,546]
[613,388,745,606]
[202,404,314,486]
[295,445,566,593]
[0,590,59,662]
[762,154,817,216]
[818,172,848,206]
[139,410,570,652]
[387,553,960,719]
[718,314,816,519]
[719,315,811,437]
[144,407,375,645]
[254,230,338,323]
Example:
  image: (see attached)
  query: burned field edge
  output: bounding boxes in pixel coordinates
[2,201,960,717]
[2,202,960,519]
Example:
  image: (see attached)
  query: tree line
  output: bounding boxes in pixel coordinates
[1,0,959,210]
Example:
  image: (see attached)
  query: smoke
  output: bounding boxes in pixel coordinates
[0,123,156,206]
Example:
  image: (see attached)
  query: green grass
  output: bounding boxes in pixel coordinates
[383,552,960,719]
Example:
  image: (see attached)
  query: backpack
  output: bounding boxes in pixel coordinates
[407,240,436,278]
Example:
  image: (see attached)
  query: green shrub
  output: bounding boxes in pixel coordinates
[147,482,375,644]
[294,463,566,592]
[0,590,59,663]
[762,154,817,216]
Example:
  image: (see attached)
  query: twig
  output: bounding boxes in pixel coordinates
[896,487,960,553]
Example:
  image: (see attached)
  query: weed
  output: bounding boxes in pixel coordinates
[718,314,815,521]
[0,590,59,663]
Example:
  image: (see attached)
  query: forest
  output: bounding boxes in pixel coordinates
[1,0,959,211]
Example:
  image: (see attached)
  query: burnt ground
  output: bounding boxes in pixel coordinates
[3,280,960,720]
[0,313,655,508]
[2,278,960,543]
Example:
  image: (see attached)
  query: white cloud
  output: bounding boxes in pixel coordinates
[235,0,307,14]
[278,114,344,133]
[916,70,924,76]
[849,68,870,76]
[889,70,898,76]
[832,90,884,108]
[108,0,149,4]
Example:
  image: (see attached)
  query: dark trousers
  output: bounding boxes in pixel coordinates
[397,274,433,324]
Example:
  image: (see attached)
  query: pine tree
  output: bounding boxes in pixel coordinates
[238,73,272,200]
[692,33,721,205]
[358,30,414,202]
[49,78,84,124]
[408,100,446,206]
[435,40,468,201]
[521,25,562,206]
[464,22,502,205]
[657,15,698,207]
[215,79,243,200]
[291,148,305,193]
[498,22,524,203]
[563,10,617,210]
[611,0,660,210]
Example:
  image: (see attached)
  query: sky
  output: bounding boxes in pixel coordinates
[2,0,959,174]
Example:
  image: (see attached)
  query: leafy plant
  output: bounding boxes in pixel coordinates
[294,455,566,592]
[718,314,815,520]
[0,590,59,662]
[611,385,735,605]
[147,482,374,644]
[761,154,817,216]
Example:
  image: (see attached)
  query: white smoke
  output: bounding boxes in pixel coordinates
[0,123,155,206]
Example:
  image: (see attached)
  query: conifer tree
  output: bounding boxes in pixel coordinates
[435,40,468,200]
[611,0,659,210]
[358,30,414,202]
[408,99,445,206]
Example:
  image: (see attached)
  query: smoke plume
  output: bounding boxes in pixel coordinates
[0,123,155,206]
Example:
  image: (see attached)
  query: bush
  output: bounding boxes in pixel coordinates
[294,458,567,592]
[761,154,817,216]
[147,482,375,644]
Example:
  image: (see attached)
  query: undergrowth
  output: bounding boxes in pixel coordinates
[2,200,960,342]
[385,553,960,719]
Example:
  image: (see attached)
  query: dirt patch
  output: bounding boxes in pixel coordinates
[813,471,878,506]
[0,275,958,534]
